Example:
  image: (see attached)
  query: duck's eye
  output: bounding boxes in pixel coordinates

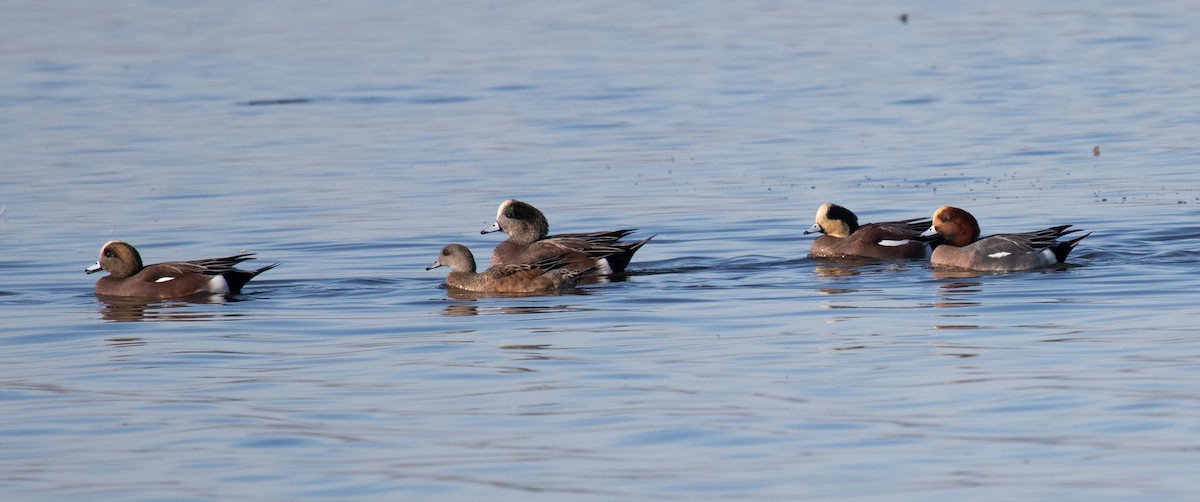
[104,249,114,257]
[940,216,949,222]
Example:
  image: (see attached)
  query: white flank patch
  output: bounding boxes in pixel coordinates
[987,252,1012,258]
[208,275,231,294]
[878,239,910,247]
[595,258,614,276]
[155,276,176,283]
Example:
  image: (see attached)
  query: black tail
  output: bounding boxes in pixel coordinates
[225,262,279,293]
[604,235,654,274]
[1051,233,1090,263]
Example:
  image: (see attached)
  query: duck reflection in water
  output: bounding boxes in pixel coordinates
[929,279,984,331]
[439,298,594,317]
[96,294,247,322]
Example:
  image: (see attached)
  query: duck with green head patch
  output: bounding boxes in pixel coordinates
[804,202,932,259]
[482,199,652,276]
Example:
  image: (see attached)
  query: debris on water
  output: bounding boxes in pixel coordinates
[898,13,908,24]
[1092,145,1101,156]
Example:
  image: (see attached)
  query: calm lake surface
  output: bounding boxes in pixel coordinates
[4,1,1200,500]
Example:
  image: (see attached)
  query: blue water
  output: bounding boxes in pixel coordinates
[4,1,1200,500]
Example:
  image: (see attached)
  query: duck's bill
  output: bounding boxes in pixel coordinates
[802,223,823,235]
[480,221,502,234]
[85,261,103,274]
[425,260,443,271]
[919,226,938,238]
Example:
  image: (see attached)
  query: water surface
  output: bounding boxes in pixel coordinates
[3,1,1200,500]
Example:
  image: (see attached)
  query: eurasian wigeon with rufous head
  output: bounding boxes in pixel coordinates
[919,206,1089,271]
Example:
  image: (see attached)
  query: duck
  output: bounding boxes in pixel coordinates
[919,206,1090,271]
[426,243,595,294]
[804,202,932,259]
[481,199,652,275]
[86,240,277,299]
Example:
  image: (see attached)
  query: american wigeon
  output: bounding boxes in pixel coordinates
[804,202,932,259]
[481,199,652,275]
[426,243,594,294]
[86,240,278,299]
[919,206,1090,271]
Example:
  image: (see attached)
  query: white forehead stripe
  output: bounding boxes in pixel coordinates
[496,200,512,221]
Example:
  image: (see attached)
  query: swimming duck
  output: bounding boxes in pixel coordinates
[427,243,595,294]
[804,202,932,259]
[482,199,652,275]
[919,206,1089,271]
[86,240,277,299]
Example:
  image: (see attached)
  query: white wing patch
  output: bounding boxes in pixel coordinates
[987,252,1012,258]
[877,239,911,247]
[155,276,176,283]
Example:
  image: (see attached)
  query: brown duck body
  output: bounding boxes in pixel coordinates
[86,240,277,299]
[805,203,931,259]
[428,244,594,294]
[483,199,651,275]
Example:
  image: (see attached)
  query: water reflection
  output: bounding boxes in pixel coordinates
[95,295,243,322]
[439,301,594,317]
[811,259,869,278]
[817,287,859,295]
[440,286,594,302]
[440,304,482,317]
[930,279,983,330]
[104,336,147,348]
[813,264,862,279]
[498,344,553,351]
[811,260,864,297]
[931,269,988,281]
[811,258,929,278]
[932,280,982,308]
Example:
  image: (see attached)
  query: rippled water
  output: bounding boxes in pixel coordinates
[4,1,1200,500]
